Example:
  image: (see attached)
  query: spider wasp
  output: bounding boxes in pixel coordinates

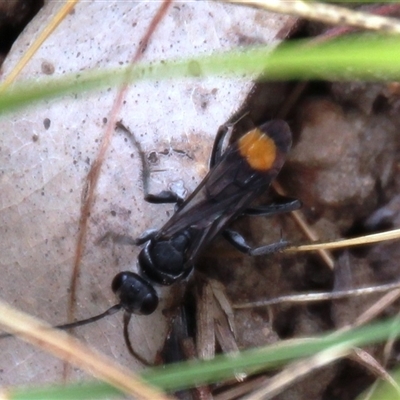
[1,119,300,362]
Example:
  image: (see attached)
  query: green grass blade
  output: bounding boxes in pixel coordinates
[1,34,400,117]
[5,316,400,399]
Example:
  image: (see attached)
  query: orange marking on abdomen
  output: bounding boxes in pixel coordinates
[238,128,277,171]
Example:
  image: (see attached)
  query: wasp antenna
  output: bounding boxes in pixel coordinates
[56,303,123,330]
[123,311,151,366]
[0,303,123,339]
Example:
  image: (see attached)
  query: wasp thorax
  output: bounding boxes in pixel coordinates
[138,233,192,285]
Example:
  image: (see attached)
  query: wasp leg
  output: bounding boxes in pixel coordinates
[244,197,301,217]
[116,122,185,207]
[210,124,231,167]
[144,190,184,205]
[223,229,289,256]
[210,112,250,167]
[116,122,185,206]
[135,228,159,245]
[96,232,137,246]
[96,229,158,247]
[145,191,185,214]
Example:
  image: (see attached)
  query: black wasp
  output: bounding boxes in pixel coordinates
[2,119,301,356]
[110,119,300,317]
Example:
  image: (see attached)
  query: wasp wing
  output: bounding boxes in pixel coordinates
[156,120,292,261]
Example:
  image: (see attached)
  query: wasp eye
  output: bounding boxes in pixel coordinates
[112,272,158,315]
